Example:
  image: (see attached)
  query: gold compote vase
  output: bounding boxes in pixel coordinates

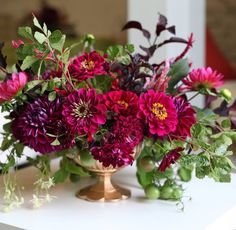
[72,144,142,202]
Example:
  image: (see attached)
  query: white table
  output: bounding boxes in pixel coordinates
[0,160,236,230]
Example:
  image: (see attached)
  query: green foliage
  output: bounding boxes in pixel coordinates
[167,59,190,92]
[91,75,113,93]
[53,157,90,184]
[106,44,134,65]
[18,26,33,40]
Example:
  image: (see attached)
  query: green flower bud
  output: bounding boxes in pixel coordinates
[220,88,232,101]
[84,34,95,45]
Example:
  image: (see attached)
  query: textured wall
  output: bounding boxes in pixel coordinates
[207,0,236,69]
[0,0,127,43]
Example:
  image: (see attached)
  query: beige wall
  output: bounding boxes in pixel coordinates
[0,0,127,43]
[207,0,236,69]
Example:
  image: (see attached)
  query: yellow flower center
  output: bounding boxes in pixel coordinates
[118,100,128,109]
[151,102,168,120]
[81,60,95,70]
[73,100,91,118]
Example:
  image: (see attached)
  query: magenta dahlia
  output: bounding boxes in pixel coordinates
[68,51,107,82]
[62,88,107,135]
[181,67,224,92]
[138,90,178,136]
[0,72,28,104]
[170,97,196,139]
[158,147,183,172]
[104,116,143,148]
[103,90,139,116]
[91,143,134,168]
[11,97,74,154]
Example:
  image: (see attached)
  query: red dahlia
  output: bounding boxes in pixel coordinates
[138,90,178,136]
[103,90,139,116]
[158,148,183,172]
[68,51,107,82]
[62,88,107,135]
[181,67,224,92]
[107,116,144,148]
[170,97,196,139]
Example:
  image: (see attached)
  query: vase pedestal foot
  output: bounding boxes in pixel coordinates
[76,172,131,202]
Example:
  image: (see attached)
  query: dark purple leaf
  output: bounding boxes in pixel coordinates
[157,37,188,48]
[159,14,168,26]
[167,26,176,35]
[139,45,157,59]
[0,42,7,68]
[214,101,229,116]
[122,21,151,40]
[155,14,168,37]
[229,99,236,113]
[205,95,218,108]
[156,25,166,37]
[122,21,143,31]
[231,118,236,129]
[142,29,151,40]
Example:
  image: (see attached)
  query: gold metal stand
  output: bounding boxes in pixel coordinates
[76,171,131,202]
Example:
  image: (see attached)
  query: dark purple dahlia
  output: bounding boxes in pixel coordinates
[11,96,75,154]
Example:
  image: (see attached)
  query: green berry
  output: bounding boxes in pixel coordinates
[178,167,192,182]
[139,156,155,172]
[172,187,183,200]
[145,184,160,199]
[160,186,173,200]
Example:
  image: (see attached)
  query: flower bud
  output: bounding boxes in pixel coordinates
[220,88,232,101]
[84,34,95,45]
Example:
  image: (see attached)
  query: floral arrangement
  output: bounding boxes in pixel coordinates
[0,14,235,211]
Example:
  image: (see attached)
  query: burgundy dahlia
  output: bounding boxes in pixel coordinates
[91,143,134,168]
[138,90,178,136]
[181,67,224,92]
[62,88,107,135]
[11,97,74,154]
[158,147,183,172]
[103,90,139,116]
[170,97,196,139]
[104,116,143,148]
[68,51,107,82]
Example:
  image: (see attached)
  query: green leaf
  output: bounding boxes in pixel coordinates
[18,26,33,40]
[49,30,65,52]
[0,137,14,151]
[79,150,96,167]
[53,169,69,183]
[167,59,190,91]
[41,81,49,94]
[48,91,57,101]
[14,142,24,157]
[90,75,112,92]
[221,119,231,129]
[3,122,12,133]
[16,44,34,60]
[34,32,47,44]
[33,16,42,29]
[26,80,43,91]
[51,138,60,146]
[65,159,89,176]
[124,44,135,53]
[136,171,153,188]
[21,56,38,70]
